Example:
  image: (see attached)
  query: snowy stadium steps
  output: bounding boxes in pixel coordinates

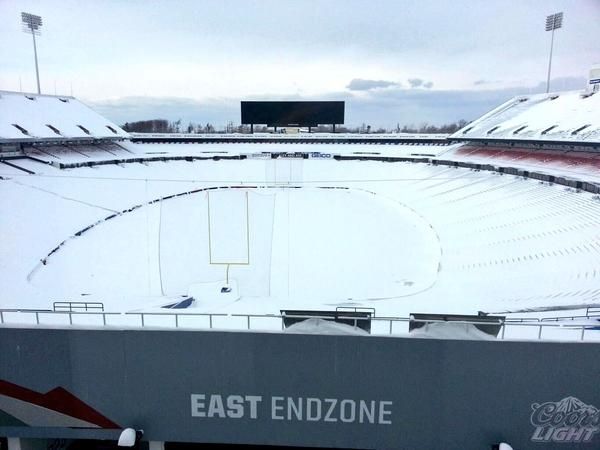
[454,145,600,169]
[365,163,600,316]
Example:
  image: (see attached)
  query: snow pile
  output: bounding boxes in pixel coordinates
[0,90,128,142]
[452,90,600,143]
[284,318,369,336]
[409,323,496,340]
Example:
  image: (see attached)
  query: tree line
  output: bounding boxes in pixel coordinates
[122,119,469,134]
[122,119,215,133]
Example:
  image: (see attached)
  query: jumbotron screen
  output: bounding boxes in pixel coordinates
[241,101,345,127]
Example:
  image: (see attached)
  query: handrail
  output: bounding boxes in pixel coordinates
[586,306,600,317]
[0,310,121,326]
[123,311,228,328]
[53,301,104,312]
[0,309,598,341]
[541,315,592,322]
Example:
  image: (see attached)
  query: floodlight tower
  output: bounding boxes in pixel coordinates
[21,12,43,94]
[545,12,563,94]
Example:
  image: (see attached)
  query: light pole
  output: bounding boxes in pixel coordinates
[545,12,563,94]
[21,12,43,94]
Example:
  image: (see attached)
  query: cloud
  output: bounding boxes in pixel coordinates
[408,78,423,88]
[346,79,401,91]
[408,78,434,89]
[346,77,434,92]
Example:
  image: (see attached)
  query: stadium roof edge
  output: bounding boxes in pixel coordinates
[0,90,75,100]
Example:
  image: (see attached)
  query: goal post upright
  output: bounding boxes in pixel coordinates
[206,189,251,272]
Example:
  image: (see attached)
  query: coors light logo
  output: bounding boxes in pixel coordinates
[530,396,600,443]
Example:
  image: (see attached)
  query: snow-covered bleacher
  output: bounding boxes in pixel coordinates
[451,90,600,145]
[23,142,134,165]
[0,90,128,144]
[444,144,600,182]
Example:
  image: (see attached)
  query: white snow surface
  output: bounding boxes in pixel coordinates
[451,90,600,143]
[284,318,369,335]
[409,323,495,340]
[0,91,128,142]
[1,141,600,335]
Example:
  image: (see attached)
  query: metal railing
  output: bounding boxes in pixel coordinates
[541,306,600,320]
[0,309,598,342]
[53,301,104,312]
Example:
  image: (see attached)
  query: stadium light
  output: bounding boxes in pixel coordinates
[544,12,563,94]
[21,12,43,94]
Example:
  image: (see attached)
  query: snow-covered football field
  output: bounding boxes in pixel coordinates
[2,142,600,336]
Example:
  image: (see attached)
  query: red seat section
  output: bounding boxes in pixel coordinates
[455,145,600,171]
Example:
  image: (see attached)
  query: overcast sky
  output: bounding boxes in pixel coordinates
[1,0,599,128]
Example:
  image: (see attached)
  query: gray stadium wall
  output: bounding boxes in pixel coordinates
[0,328,599,449]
